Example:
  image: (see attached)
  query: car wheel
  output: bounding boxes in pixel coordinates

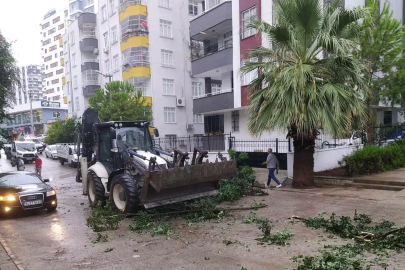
[87,171,105,208]
[110,173,140,214]
[47,205,57,212]
[60,159,64,165]
[45,153,48,158]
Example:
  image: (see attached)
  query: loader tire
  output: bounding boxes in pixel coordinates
[110,173,140,214]
[87,171,105,208]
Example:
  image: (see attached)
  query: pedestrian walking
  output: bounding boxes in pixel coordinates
[16,157,25,171]
[262,148,282,188]
[35,156,42,177]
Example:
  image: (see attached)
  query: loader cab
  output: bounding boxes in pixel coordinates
[93,121,155,173]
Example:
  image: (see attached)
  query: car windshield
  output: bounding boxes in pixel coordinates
[0,173,43,186]
[16,143,36,151]
[116,127,153,152]
[50,146,56,151]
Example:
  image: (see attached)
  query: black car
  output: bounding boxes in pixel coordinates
[0,172,57,215]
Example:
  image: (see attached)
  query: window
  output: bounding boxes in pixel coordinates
[111,26,118,43]
[44,55,52,62]
[45,49,48,54]
[224,31,233,48]
[193,114,203,124]
[75,97,80,111]
[51,79,59,84]
[53,111,61,118]
[160,20,172,38]
[231,111,239,132]
[42,22,50,29]
[161,50,174,67]
[49,45,57,52]
[164,107,176,123]
[48,28,56,35]
[211,84,222,94]
[102,5,107,21]
[242,57,258,85]
[72,53,76,66]
[192,82,202,98]
[163,79,175,95]
[109,0,116,15]
[104,59,110,73]
[45,72,53,78]
[87,0,94,5]
[53,16,60,24]
[70,32,75,45]
[50,62,58,68]
[58,23,65,30]
[189,0,198,15]
[56,69,63,75]
[383,111,392,125]
[204,114,224,134]
[54,34,61,41]
[43,32,46,37]
[103,32,109,48]
[73,76,78,89]
[55,53,58,58]
[159,0,170,9]
[242,6,258,39]
[113,55,119,71]
[43,39,51,46]
[60,51,63,56]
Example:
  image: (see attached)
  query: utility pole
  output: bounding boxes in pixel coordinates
[95,71,113,95]
[29,91,34,135]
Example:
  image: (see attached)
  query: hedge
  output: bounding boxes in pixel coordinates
[341,140,405,175]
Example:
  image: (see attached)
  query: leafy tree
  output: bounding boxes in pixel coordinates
[44,119,79,145]
[241,0,366,187]
[88,81,153,122]
[355,0,405,144]
[0,31,19,123]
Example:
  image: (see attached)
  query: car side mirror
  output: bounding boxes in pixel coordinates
[43,179,50,182]
[154,128,159,138]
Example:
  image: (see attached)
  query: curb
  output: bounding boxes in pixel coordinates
[0,232,24,270]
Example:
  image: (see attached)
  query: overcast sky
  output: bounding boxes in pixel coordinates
[0,0,66,67]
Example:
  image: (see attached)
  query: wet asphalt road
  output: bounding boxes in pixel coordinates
[0,151,95,270]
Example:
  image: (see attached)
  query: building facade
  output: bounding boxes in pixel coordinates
[63,0,205,137]
[40,8,69,107]
[69,0,98,19]
[16,65,44,106]
[189,0,405,141]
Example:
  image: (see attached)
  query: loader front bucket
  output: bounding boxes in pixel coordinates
[140,159,237,209]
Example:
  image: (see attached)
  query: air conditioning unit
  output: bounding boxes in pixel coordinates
[176,98,185,107]
[103,47,109,54]
[187,124,194,130]
[93,48,99,55]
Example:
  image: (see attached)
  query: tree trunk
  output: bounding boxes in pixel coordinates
[292,137,315,188]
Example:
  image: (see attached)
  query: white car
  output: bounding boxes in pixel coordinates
[45,145,58,159]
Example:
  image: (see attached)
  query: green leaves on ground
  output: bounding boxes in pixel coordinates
[88,81,152,122]
[44,118,79,145]
[294,212,405,269]
[86,202,124,232]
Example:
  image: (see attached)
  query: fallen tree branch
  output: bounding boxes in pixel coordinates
[380,228,405,238]
[289,216,308,221]
[397,243,405,248]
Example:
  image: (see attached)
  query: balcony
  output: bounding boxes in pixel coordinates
[78,13,96,27]
[81,58,99,72]
[80,37,98,52]
[119,0,147,14]
[190,1,232,38]
[82,70,100,97]
[191,44,233,77]
[193,89,234,114]
[83,85,99,97]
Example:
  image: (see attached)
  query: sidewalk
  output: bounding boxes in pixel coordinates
[0,240,19,270]
[253,168,288,187]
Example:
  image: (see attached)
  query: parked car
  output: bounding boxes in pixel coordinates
[0,171,57,214]
[44,145,57,159]
[10,141,38,163]
[0,135,8,144]
[56,143,79,167]
[380,131,405,147]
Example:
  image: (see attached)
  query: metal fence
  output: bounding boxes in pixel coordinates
[228,137,290,153]
[153,134,230,153]
[371,123,405,146]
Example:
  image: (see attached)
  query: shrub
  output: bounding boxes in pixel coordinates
[342,141,405,175]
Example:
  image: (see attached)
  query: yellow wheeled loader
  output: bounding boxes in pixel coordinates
[76,108,237,213]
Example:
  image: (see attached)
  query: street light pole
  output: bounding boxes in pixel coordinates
[29,92,34,135]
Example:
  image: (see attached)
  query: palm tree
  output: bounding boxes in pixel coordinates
[241,0,367,188]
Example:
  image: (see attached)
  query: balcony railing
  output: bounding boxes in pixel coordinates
[82,70,99,87]
[82,58,99,64]
[190,0,231,22]
[193,88,233,100]
[119,0,144,12]
[191,43,233,61]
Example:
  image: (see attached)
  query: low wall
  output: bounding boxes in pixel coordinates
[287,145,363,178]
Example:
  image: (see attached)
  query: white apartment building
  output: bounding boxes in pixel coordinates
[69,0,98,19]
[63,0,205,137]
[40,8,69,107]
[16,65,45,105]
[189,0,405,142]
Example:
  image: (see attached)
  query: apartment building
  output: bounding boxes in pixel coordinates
[40,8,69,107]
[69,0,98,19]
[190,0,404,140]
[62,0,205,137]
[0,65,67,135]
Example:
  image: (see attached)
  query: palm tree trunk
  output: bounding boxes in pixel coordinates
[292,137,315,188]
